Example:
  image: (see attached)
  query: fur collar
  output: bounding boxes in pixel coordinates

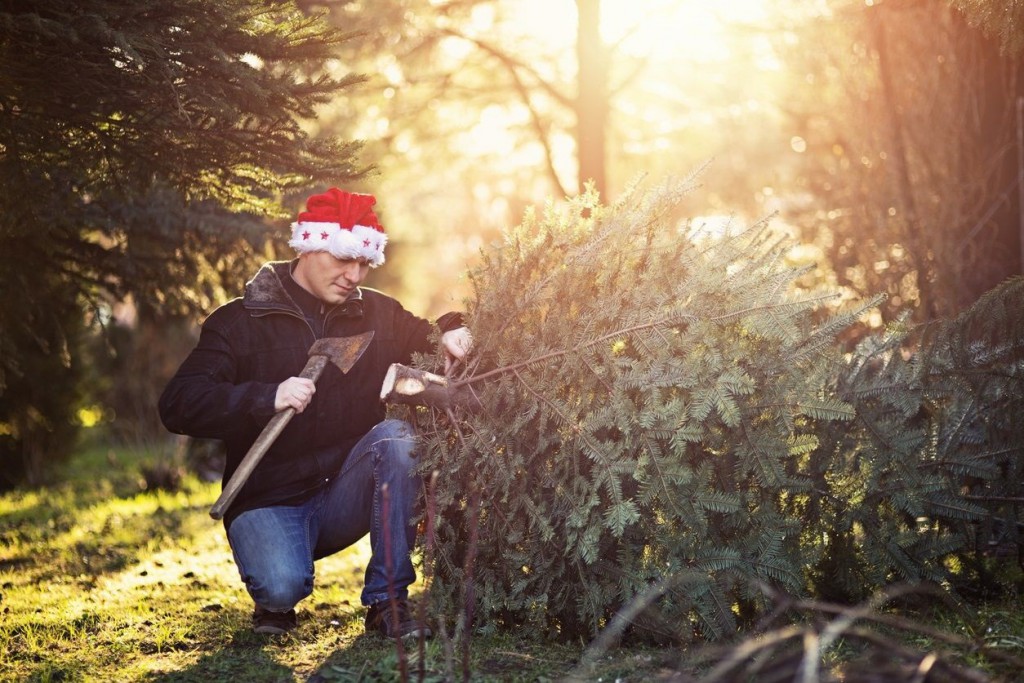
[242,260,364,319]
[243,261,300,313]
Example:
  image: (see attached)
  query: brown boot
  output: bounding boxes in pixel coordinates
[252,606,297,635]
[364,599,431,640]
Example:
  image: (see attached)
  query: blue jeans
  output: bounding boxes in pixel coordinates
[227,419,421,610]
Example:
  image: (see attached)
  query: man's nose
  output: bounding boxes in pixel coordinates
[341,262,361,281]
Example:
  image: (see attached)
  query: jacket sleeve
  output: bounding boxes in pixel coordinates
[158,307,278,441]
[393,303,466,364]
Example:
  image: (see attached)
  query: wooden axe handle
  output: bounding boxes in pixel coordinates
[209,354,329,520]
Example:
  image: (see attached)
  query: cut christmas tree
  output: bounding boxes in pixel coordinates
[390,176,1024,642]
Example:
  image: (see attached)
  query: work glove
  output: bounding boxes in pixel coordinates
[442,326,473,373]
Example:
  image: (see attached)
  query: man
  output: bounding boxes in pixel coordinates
[159,188,472,638]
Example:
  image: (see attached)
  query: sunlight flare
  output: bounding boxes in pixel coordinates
[510,0,776,62]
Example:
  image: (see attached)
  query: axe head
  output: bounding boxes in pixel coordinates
[308,331,374,374]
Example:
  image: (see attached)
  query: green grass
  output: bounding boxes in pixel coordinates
[3,444,1023,682]
[0,445,637,682]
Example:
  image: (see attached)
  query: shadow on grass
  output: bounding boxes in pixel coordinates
[306,635,422,683]
[5,496,204,581]
[1,464,217,586]
[140,631,297,683]
[307,628,586,683]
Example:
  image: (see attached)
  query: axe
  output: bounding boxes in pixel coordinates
[209,331,374,520]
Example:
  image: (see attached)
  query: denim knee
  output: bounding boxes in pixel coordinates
[247,570,313,612]
[376,418,414,442]
[374,419,417,469]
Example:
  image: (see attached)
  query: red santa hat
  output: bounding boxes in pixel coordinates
[288,188,387,267]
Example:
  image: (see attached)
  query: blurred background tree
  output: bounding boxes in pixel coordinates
[775,0,1024,322]
[0,0,365,486]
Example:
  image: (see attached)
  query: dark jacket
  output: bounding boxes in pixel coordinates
[158,260,458,528]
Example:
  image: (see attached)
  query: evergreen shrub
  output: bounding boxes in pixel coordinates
[812,277,1024,601]
[409,178,1024,641]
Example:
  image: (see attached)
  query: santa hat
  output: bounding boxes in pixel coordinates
[288,188,388,267]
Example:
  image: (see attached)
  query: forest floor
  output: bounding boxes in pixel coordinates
[3,443,1024,682]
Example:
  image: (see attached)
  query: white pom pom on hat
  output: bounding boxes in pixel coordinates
[288,188,387,267]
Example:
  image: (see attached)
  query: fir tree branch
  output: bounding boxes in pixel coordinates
[740,418,786,487]
[711,294,840,325]
[581,354,614,395]
[962,495,1024,503]
[512,369,622,505]
[637,432,687,520]
[456,313,696,389]
[456,297,840,391]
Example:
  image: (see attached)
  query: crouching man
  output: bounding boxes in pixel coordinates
[159,188,472,637]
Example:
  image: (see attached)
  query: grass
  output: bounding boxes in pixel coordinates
[0,445,635,682]
[3,443,1024,682]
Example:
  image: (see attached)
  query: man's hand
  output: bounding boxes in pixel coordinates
[275,376,316,413]
[442,326,473,373]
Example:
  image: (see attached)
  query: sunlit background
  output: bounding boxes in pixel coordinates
[308,0,1019,327]
[314,0,808,314]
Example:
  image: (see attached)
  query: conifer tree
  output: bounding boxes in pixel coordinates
[812,276,1024,600]
[407,176,872,639]
[405,178,1024,641]
[0,0,364,482]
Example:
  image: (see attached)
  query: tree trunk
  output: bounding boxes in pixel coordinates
[576,0,608,199]
[380,363,481,412]
[948,8,1024,306]
[868,5,938,320]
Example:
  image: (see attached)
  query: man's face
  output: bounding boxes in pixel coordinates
[293,251,370,304]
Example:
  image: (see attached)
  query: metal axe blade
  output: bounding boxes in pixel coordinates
[305,331,375,376]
